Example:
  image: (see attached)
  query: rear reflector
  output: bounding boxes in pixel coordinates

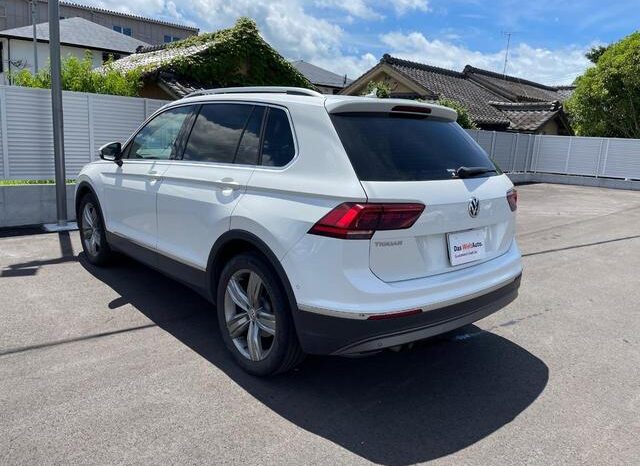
[309,203,425,240]
[507,188,518,212]
[367,309,423,320]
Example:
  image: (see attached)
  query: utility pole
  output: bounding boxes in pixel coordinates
[49,0,68,228]
[31,0,38,73]
[501,31,515,77]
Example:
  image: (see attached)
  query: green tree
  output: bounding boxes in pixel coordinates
[436,98,478,129]
[566,31,640,138]
[364,80,391,98]
[585,45,609,64]
[10,52,141,97]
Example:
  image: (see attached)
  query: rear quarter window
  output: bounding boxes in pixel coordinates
[331,112,499,181]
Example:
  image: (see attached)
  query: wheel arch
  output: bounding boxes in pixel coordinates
[206,230,299,315]
[75,181,99,218]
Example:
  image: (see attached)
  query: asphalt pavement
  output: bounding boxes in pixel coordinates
[1,183,639,465]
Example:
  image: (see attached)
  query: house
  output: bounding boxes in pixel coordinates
[341,54,574,134]
[0,0,198,45]
[0,17,149,82]
[290,60,352,94]
[105,18,311,100]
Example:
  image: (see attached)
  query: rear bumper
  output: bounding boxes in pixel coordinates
[295,274,520,355]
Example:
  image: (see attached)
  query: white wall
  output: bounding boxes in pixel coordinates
[1,38,109,84]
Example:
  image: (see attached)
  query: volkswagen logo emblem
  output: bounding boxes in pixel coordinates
[468,197,480,218]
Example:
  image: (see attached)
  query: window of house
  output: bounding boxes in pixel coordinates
[113,25,122,33]
[182,104,254,164]
[123,27,132,36]
[261,108,295,167]
[164,35,181,43]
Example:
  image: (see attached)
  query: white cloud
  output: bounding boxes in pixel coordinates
[315,0,383,20]
[380,31,590,84]
[394,0,429,16]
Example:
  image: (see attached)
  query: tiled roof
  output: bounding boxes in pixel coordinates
[464,65,574,102]
[291,60,351,88]
[106,41,208,73]
[0,17,148,53]
[489,101,561,132]
[382,55,511,126]
[156,72,204,98]
[555,86,575,101]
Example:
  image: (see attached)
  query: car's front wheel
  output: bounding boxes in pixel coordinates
[216,252,304,376]
[78,193,112,266]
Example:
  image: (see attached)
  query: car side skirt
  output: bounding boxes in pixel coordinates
[105,231,210,299]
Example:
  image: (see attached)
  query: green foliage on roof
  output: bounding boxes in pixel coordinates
[152,18,312,89]
[10,52,141,96]
[436,98,478,129]
[566,31,640,138]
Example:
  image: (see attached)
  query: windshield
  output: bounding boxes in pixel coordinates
[331,112,500,181]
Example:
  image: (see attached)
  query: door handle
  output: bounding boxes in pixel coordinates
[216,178,241,190]
[147,171,163,182]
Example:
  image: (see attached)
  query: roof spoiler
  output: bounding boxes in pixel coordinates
[325,98,458,121]
[184,87,323,98]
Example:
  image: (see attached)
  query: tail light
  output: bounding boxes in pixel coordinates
[507,188,518,212]
[309,202,425,240]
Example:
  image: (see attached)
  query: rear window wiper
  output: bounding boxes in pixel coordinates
[455,166,497,178]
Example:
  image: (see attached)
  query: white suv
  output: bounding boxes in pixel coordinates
[76,87,522,375]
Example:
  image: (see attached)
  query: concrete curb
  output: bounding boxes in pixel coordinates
[0,184,76,228]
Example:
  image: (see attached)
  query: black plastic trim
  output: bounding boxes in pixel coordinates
[105,231,208,296]
[295,274,521,355]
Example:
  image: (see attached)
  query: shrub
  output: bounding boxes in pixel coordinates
[10,52,141,96]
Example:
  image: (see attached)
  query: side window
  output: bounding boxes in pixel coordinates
[261,108,295,167]
[182,104,253,164]
[235,106,265,165]
[127,107,191,160]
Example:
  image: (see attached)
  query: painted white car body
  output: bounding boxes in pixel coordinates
[76,88,522,355]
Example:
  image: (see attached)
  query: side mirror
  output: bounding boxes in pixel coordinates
[99,142,123,166]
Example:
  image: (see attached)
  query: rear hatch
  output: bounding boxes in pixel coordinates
[328,100,516,282]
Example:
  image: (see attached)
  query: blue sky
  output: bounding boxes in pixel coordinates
[90,0,639,84]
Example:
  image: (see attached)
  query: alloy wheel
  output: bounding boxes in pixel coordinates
[82,202,102,257]
[224,269,277,361]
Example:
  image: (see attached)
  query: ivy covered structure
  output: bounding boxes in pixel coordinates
[106,18,312,99]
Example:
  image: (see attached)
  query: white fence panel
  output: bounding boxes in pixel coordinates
[566,136,601,176]
[535,135,571,174]
[5,87,55,179]
[0,85,169,179]
[64,93,92,177]
[603,139,640,180]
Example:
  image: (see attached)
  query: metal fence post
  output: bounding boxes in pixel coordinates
[565,136,573,175]
[511,133,519,172]
[87,93,95,162]
[601,139,610,177]
[490,131,496,159]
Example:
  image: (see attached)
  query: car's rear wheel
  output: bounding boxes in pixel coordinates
[216,252,304,376]
[78,193,112,266]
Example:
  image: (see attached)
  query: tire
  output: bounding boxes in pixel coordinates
[216,252,305,376]
[78,192,112,266]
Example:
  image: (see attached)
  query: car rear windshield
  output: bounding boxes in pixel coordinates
[330,112,500,181]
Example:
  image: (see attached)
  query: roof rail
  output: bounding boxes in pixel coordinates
[184,86,323,99]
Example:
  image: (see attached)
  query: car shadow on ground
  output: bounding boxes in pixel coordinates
[81,253,548,466]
